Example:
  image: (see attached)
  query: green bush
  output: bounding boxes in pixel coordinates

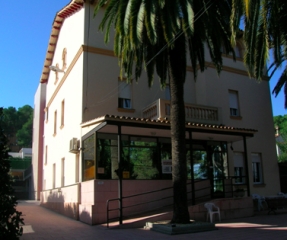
[0,108,24,239]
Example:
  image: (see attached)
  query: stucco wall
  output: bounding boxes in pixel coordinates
[43,8,85,190]
[32,83,46,200]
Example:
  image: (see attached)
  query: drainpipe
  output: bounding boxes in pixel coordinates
[117,125,123,225]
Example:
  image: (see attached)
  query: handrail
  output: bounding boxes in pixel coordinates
[106,176,248,227]
[106,198,120,228]
[106,179,210,227]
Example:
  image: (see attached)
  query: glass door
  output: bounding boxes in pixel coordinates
[208,142,228,198]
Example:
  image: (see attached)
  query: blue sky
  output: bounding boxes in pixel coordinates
[0,0,286,117]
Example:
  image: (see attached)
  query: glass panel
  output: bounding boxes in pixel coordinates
[83,134,95,181]
[234,167,244,183]
[129,146,159,179]
[96,134,118,179]
[193,151,208,180]
[209,143,227,197]
[160,141,172,179]
[252,162,261,183]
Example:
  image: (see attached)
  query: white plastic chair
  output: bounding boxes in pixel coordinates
[204,203,221,223]
[252,194,266,211]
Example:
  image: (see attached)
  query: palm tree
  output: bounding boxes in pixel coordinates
[94,0,235,223]
[230,0,287,108]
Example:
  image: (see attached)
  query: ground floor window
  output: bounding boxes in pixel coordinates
[252,153,263,184]
[83,134,95,181]
[82,132,228,182]
[233,152,245,184]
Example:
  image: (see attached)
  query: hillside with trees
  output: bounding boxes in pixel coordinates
[1,105,33,152]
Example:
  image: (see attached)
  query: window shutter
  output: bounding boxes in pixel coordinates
[119,81,131,99]
[229,91,238,109]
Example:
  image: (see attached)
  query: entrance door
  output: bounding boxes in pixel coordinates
[208,142,227,198]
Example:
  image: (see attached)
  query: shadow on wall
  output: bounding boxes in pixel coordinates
[79,208,93,225]
[41,192,79,220]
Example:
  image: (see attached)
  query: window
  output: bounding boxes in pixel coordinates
[61,158,65,187]
[252,153,263,184]
[83,135,95,181]
[233,152,245,184]
[62,48,67,70]
[45,107,49,123]
[165,85,171,100]
[118,80,132,109]
[54,63,60,84]
[61,100,65,128]
[53,163,56,189]
[53,110,57,136]
[229,90,240,117]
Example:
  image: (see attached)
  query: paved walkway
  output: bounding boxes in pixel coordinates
[18,201,287,240]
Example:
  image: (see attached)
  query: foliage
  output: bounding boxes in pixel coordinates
[230,0,287,108]
[16,114,33,147]
[94,0,235,223]
[0,108,24,239]
[2,105,33,149]
[274,114,287,162]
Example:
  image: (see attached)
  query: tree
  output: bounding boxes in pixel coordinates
[274,114,287,162]
[0,108,24,239]
[16,114,33,147]
[94,0,235,223]
[230,0,287,107]
[2,107,18,138]
[2,105,33,149]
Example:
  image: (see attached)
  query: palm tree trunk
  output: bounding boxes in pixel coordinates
[168,34,190,224]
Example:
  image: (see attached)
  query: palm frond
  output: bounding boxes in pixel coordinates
[159,1,176,46]
[179,0,194,36]
[135,2,145,44]
[135,45,144,81]
[272,67,287,98]
[244,0,260,77]
[129,0,144,48]
[230,0,243,47]
[115,0,129,36]
[144,0,157,45]
[97,0,119,32]
[254,0,269,80]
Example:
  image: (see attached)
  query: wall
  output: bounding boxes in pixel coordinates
[41,183,80,220]
[32,83,46,200]
[79,179,174,225]
[43,8,85,190]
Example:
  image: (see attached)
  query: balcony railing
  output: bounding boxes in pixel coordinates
[142,99,221,124]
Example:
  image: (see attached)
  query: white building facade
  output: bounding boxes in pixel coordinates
[33,0,280,224]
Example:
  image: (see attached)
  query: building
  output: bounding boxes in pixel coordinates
[31,84,46,200]
[33,0,280,225]
[8,148,32,199]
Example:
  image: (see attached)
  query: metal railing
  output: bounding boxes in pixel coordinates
[106,179,214,228]
[142,99,220,123]
[106,176,249,227]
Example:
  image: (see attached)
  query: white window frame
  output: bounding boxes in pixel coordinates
[53,110,57,136]
[118,80,132,109]
[233,152,245,184]
[61,100,65,128]
[252,153,263,184]
[229,90,240,117]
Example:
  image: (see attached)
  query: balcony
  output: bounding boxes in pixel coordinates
[142,99,221,124]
